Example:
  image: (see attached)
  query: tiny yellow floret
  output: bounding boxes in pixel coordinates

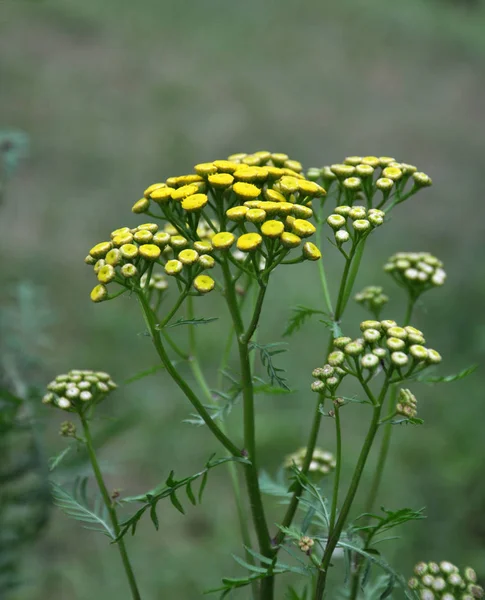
[132,198,149,213]
[89,241,112,259]
[90,284,108,303]
[213,160,239,173]
[233,181,261,199]
[152,231,171,247]
[261,220,285,239]
[134,230,153,244]
[292,219,316,238]
[120,244,139,260]
[182,193,208,212]
[165,260,183,276]
[112,232,134,246]
[212,232,235,250]
[302,242,321,261]
[144,183,166,198]
[298,179,326,197]
[246,208,267,223]
[193,275,215,294]
[150,187,174,204]
[171,184,198,201]
[139,244,161,261]
[280,232,301,248]
[194,162,218,176]
[226,206,248,222]
[97,264,116,284]
[237,232,263,252]
[111,227,131,238]
[208,173,234,188]
[178,249,199,265]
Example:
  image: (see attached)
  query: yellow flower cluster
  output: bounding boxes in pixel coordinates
[408,561,483,600]
[43,370,116,412]
[329,319,441,376]
[384,252,446,294]
[307,155,432,209]
[327,205,385,245]
[284,447,336,477]
[354,285,389,317]
[85,222,218,301]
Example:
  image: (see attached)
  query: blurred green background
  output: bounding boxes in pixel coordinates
[1,0,485,597]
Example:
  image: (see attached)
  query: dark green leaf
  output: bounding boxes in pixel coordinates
[186,481,196,506]
[169,492,185,514]
[249,341,290,391]
[379,573,396,599]
[149,502,159,529]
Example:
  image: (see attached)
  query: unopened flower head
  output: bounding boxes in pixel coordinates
[354,285,389,317]
[396,388,418,419]
[298,536,315,553]
[327,205,385,240]
[44,370,117,413]
[384,251,446,297]
[409,561,483,599]
[284,446,336,478]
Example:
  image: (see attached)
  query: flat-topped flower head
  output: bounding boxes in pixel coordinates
[354,285,389,318]
[409,561,483,599]
[384,251,446,298]
[43,370,117,413]
[284,447,336,478]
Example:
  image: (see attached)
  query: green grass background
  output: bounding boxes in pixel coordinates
[1,0,485,597]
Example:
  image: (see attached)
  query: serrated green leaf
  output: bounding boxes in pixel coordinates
[415,364,477,384]
[231,554,269,574]
[249,341,290,390]
[283,305,328,337]
[165,317,219,328]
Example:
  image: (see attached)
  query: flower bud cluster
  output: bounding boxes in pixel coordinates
[43,370,117,412]
[396,388,418,418]
[408,561,483,599]
[329,319,441,377]
[327,205,385,246]
[284,447,336,477]
[298,536,315,553]
[311,362,347,394]
[307,155,431,209]
[384,252,446,295]
[354,285,389,317]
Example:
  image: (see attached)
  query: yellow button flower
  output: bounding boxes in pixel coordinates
[105,249,122,266]
[165,260,183,275]
[172,184,198,201]
[139,244,161,261]
[253,150,271,161]
[194,162,218,176]
[233,181,261,200]
[271,152,289,165]
[198,254,215,269]
[275,202,294,216]
[120,244,139,260]
[181,193,208,212]
[227,152,247,162]
[208,173,234,188]
[90,284,108,303]
[292,204,313,219]
[246,208,267,223]
[212,232,235,250]
[152,231,171,247]
[233,166,268,182]
[302,242,321,261]
[137,223,159,233]
[264,188,286,203]
[169,235,188,249]
[261,220,285,239]
[293,219,316,238]
[237,232,262,252]
[178,249,199,265]
[382,166,403,181]
[111,227,131,238]
[243,200,262,209]
[213,160,239,173]
[89,241,112,259]
[278,175,300,194]
[280,232,301,248]
[226,206,248,222]
[176,174,203,185]
[193,275,215,294]
[194,240,213,253]
[344,156,363,166]
[265,166,285,179]
[121,264,137,278]
[361,156,380,167]
[150,187,174,204]
[143,183,166,198]
[97,264,116,284]
[285,159,303,172]
[112,232,134,246]
[134,230,153,243]
[132,198,150,213]
[297,179,326,197]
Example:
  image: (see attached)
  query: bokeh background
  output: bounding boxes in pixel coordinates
[1,0,485,598]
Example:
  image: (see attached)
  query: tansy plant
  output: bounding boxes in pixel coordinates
[43,152,479,600]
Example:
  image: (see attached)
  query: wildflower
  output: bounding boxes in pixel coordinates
[284,447,336,477]
[384,251,446,297]
[396,389,418,418]
[212,232,235,250]
[409,561,483,599]
[354,285,389,317]
[237,232,263,252]
[181,193,208,212]
[44,370,116,413]
[261,220,285,239]
[298,536,315,553]
[302,242,321,261]
[193,275,215,294]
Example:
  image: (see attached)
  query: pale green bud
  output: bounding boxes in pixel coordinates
[387,337,406,351]
[363,328,381,343]
[391,351,408,366]
[361,353,379,369]
[345,341,364,356]
[427,349,442,364]
[334,336,352,348]
[328,351,345,366]
[335,230,350,244]
[327,214,346,229]
[311,380,325,393]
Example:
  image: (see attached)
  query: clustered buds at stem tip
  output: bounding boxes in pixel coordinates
[409,561,483,599]
[284,447,336,478]
[43,370,117,413]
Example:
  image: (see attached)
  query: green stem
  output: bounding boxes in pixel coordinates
[328,404,342,534]
[137,291,241,456]
[273,394,324,547]
[314,381,389,599]
[220,259,274,599]
[79,414,141,600]
[316,215,334,315]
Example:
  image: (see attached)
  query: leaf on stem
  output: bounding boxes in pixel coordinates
[48,446,72,472]
[123,364,165,385]
[283,305,328,337]
[351,506,426,538]
[50,478,115,539]
[414,364,477,384]
[165,317,219,328]
[248,341,290,391]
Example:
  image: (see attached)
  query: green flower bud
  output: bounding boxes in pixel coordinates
[334,336,352,348]
[327,214,346,229]
[345,341,364,356]
[376,177,394,191]
[334,205,351,216]
[361,353,379,369]
[465,568,478,583]
[363,328,381,343]
[311,380,325,393]
[335,230,350,244]
[328,351,345,366]
[343,177,361,190]
[326,376,339,388]
[387,326,407,339]
[349,206,366,220]
[413,172,432,187]
[387,337,406,351]
[391,351,408,366]
[427,349,442,364]
[361,320,382,331]
[121,264,137,278]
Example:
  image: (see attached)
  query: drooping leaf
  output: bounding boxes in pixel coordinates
[351,506,426,540]
[50,479,114,539]
[283,306,328,337]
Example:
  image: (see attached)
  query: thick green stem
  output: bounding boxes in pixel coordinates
[80,414,141,600]
[314,382,389,599]
[137,291,241,456]
[220,259,274,599]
